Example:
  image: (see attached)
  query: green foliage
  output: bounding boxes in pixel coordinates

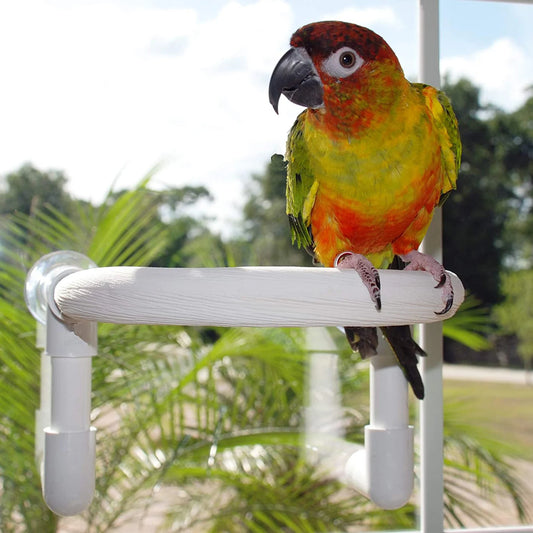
[493,91,533,267]
[86,326,311,531]
[153,217,229,268]
[494,269,533,370]
[442,79,514,304]
[442,80,533,304]
[0,298,58,532]
[443,395,530,526]
[162,453,413,532]
[0,177,171,531]
[0,163,76,217]
[85,322,418,532]
[443,430,529,526]
[232,155,309,267]
[443,294,492,351]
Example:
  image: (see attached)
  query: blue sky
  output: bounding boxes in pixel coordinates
[0,0,531,235]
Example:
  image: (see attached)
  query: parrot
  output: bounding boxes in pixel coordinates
[268,21,461,400]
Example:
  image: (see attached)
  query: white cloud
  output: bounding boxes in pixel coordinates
[0,1,198,191]
[441,38,531,111]
[1,1,530,239]
[323,6,400,29]
[0,0,296,235]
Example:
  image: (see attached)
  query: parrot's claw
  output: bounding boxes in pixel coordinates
[436,293,454,316]
[400,250,454,315]
[335,252,381,311]
[435,273,447,289]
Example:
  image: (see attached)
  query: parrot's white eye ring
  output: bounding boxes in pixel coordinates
[322,46,364,79]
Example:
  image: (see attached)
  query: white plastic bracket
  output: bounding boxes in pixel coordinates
[25,260,464,516]
[345,348,414,509]
[25,251,98,516]
[43,301,97,516]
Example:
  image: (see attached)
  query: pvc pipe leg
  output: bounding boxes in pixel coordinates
[43,307,97,516]
[345,343,414,509]
[43,427,96,516]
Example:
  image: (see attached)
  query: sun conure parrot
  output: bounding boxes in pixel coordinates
[268,21,461,400]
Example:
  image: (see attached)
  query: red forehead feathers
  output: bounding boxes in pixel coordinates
[290,21,399,65]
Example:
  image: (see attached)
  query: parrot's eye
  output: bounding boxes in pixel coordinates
[340,51,356,68]
[322,46,364,79]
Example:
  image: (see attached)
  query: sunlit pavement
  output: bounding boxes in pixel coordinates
[443,364,530,385]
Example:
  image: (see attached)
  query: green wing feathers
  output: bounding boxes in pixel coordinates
[285,112,317,254]
[413,83,462,206]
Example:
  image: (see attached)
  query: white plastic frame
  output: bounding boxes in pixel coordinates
[30,263,464,516]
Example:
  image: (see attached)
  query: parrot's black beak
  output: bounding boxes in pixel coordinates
[269,47,324,114]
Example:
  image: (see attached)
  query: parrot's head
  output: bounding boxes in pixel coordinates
[269,21,405,127]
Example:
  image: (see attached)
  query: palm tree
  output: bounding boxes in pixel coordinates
[0,176,528,532]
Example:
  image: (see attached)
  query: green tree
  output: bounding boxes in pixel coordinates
[491,89,533,267]
[138,183,231,269]
[0,163,76,217]
[442,79,515,305]
[233,155,309,266]
[494,269,533,381]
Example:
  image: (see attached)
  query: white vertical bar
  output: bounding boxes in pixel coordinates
[305,328,344,444]
[50,357,92,431]
[35,322,49,466]
[43,308,97,516]
[369,344,409,429]
[419,0,441,89]
[365,341,414,509]
[419,0,445,532]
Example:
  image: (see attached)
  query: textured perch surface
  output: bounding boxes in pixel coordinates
[54,266,464,327]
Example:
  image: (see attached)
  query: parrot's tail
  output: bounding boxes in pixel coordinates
[344,325,426,399]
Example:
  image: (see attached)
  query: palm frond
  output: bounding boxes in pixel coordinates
[443,399,530,527]
[443,293,493,351]
[88,182,168,267]
[0,175,170,531]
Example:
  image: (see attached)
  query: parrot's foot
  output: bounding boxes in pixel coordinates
[335,252,381,311]
[400,250,454,315]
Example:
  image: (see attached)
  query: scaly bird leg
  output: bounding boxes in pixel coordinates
[399,250,453,315]
[334,252,381,311]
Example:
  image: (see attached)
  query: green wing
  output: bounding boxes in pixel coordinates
[413,83,462,206]
[284,112,318,255]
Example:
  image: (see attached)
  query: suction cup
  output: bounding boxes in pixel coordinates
[24,251,96,324]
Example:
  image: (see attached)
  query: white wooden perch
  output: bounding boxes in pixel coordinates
[53,266,463,327]
[25,253,464,517]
